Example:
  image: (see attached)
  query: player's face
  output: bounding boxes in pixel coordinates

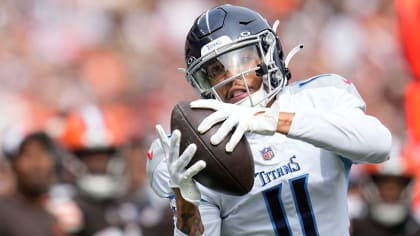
[205,46,263,104]
[375,176,409,202]
[78,150,114,174]
[13,140,55,196]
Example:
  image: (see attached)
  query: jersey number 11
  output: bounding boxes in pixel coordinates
[262,174,319,236]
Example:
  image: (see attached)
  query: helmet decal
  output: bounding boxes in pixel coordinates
[196,8,226,36]
[201,36,233,56]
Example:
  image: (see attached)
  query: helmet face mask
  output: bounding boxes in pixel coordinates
[185,4,290,107]
[190,44,264,104]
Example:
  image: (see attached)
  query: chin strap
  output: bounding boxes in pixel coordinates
[272,20,280,33]
[271,19,305,72]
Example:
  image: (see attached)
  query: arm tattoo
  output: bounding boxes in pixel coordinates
[174,189,204,236]
[179,211,203,236]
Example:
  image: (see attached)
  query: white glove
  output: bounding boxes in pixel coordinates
[190,99,279,152]
[156,125,206,206]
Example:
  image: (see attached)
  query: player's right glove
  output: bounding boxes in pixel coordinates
[155,125,206,206]
[190,99,278,152]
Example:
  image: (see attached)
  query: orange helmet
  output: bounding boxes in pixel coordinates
[359,140,416,227]
[59,104,127,152]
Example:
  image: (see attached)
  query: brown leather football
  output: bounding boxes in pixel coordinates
[170,101,254,196]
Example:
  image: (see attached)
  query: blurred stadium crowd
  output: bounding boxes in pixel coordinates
[0,0,419,235]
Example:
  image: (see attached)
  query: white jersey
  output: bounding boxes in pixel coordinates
[147,74,391,236]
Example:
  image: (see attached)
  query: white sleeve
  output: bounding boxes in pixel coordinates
[285,74,391,163]
[199,197,222,235]
[287,108,391,163]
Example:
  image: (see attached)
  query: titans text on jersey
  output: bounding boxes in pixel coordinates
[255,156,301,187]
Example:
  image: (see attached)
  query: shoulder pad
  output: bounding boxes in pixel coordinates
[288,73,363,100]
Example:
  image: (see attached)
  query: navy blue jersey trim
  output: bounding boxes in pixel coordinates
[298,74,332,87]
[339,156,353,186]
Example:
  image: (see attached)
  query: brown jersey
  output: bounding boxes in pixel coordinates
[0,197,66,236]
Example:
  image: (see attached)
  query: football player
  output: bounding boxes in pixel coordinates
[0,131,68,236]
[147,4,392,236]
[350,141,420,236]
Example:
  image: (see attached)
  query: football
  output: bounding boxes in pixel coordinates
[170,101,254,196]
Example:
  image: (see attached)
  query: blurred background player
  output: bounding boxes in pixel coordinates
[0,154,15,198]
[350,139,420,236]
[0,131,68,236]
[121,136,174,236]
[59,103,173,236]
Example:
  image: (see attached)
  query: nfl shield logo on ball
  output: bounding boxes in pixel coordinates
[260,147,275,160]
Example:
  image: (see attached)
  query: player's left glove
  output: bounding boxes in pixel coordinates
[190,99,279,152]
[156,124,206,206]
